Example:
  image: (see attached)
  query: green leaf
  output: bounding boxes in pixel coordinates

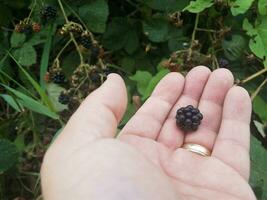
[0,94,23,112]
[40,24,55,88]
[0,139,19,173]
[243,18,267,67]
[130,71,152,96]
[103,18,139,53]
[142,68,169,100]
[2,85,59,119]
[250,135,267,199]
[142,17,169,42]
[231,0,255,16]
[46,83,68,112]
[222,34,246,61]
[253,120,266,138]
[13,43,37,66]
[79,0,109,33]
[258,0,267,15]
[10,32,26,48]
[144,0,190,11]
[183,0,213,13]
[253,96,267,122]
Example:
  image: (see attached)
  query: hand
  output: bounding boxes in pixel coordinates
[41,66,256,200]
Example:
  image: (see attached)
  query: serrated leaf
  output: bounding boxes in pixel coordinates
[0,139,19,173]
[130,71,152,96]
[10,32,26,48]
[2,85,59,119]
[231,0,255,16]
[142,17,169,42]
[243,18,267,67]
[46,83,68,112]
[250,135,267,199]
[258,0,267,15]
[183,0,213,13]
[79,0,109,33]
[222,34,246,61]
[13,43,37,66]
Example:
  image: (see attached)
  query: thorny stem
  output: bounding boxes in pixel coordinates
[58,0,84,64]
[187,13,199,61]
[251,78,267,101]
[240,67,267,84]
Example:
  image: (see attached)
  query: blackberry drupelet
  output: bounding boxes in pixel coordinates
[218,58,229,68]
[176,105,203,132]
[51,71,65,84]
[58,92,70,105]
[80,35,92,49]
[40,5,57,22]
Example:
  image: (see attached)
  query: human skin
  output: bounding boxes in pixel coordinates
[41,66,257,200]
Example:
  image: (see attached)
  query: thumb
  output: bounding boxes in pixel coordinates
[45,73,127,159]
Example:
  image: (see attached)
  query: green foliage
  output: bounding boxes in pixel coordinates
[79,0,109,33]
[250,136,267,199]
[222,35,246,61]
[13,43,37,66]
[103,18,139,53]
[130,68,169,100]
[10,32,26,48]
[184,0,213,13]
[230,0,255,16]
[243,18,267,67]
[143,17,169,42]
[0,139,19,173]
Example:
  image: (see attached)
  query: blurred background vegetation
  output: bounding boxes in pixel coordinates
[0,0,267,199]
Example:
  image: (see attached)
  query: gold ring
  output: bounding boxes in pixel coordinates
[182,143,211,157]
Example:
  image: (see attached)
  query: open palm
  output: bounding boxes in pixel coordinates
[41,66,256,200]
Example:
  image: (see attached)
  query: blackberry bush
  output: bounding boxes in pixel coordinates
[176,105,203,132]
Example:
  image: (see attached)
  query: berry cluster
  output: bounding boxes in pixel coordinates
[15,22,41,34]
[176,105,203,132]
[80,35,92,49]
[51,70,65,84]
[40,5,57,23]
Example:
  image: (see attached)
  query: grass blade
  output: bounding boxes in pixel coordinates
[7,52,55,112]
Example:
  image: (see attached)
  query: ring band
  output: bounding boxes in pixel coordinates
[182,143,211,157]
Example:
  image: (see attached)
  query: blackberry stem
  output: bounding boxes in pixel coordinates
[187,13,199,61]
[57,0,84,64]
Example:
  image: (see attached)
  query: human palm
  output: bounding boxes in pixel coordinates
[41,66,256,200]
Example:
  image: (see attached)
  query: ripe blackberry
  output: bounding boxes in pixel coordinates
[218,58,229,68]
[51,71,65,84]
[89,46,100,64]
[89,71,101,84]
[80,35,92,49]
[176,105,203,132]
[40,5,57,22]
[58,91,70,105]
